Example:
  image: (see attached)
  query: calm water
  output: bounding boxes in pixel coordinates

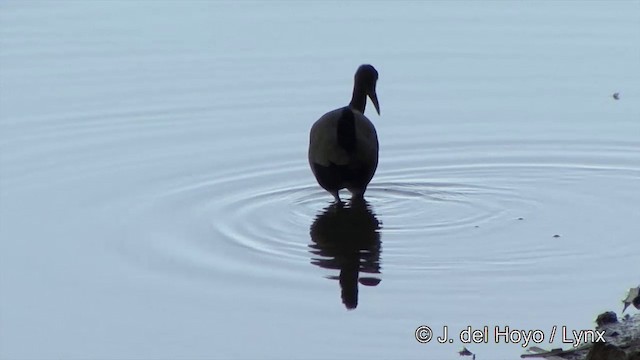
[1,1,639,359]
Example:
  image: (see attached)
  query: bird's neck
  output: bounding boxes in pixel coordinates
[348,83,367,113]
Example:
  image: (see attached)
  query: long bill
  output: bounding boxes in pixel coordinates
[368,90,380,115]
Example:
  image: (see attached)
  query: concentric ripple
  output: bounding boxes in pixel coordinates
[114,138,640,279]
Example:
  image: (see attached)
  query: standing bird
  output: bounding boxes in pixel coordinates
[308,64,380,202]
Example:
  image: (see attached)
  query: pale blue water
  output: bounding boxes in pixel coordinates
[1,1,639,359]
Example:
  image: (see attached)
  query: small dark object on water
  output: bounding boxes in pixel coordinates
[613,92,620,100]
[517,217,524,220]
[474,225,479,228]
[553,234,560,238]
[459,347,474,358]
[596,311,618,327]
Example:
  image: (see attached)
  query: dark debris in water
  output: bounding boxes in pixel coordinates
[596,311,618,327]
[553,234,561,238]
[521,285,640,360]
[518,217,524,220]
[587,341,627,360]
[623,286,640,313]
[613,92,620,100]
[459,346,475,359]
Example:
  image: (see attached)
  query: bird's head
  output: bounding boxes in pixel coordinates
[355,64,380,115]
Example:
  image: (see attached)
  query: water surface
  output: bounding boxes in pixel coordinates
[1,1,639,359]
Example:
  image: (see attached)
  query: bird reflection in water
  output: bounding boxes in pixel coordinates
[309,199,382,310]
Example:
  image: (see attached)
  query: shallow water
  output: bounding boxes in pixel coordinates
[1,1,639,359]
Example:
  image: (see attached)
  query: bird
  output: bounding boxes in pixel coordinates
[308,64,380,202]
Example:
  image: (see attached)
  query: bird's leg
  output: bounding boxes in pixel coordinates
[332,191,341,204]
[349,187,366,201]
[350,194,367,209]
